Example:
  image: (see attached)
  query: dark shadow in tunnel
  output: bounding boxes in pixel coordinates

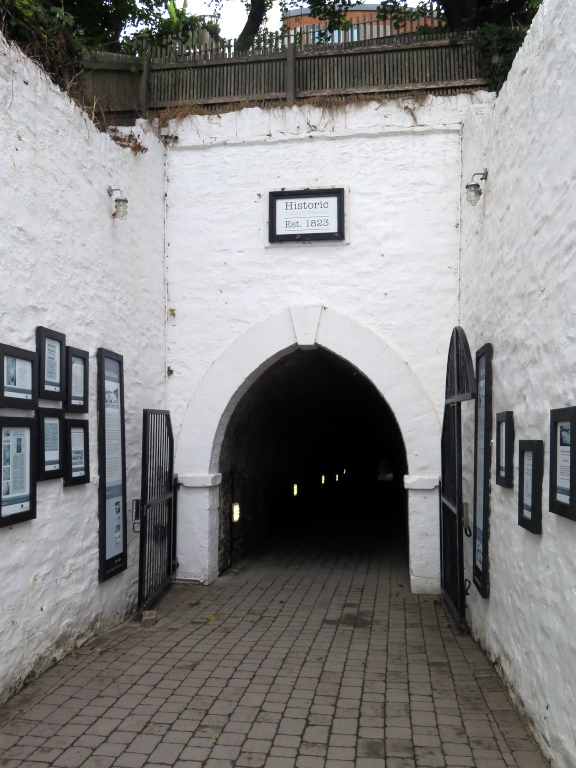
[217,348,408,572]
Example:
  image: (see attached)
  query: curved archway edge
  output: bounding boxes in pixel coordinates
[175,306,441,593]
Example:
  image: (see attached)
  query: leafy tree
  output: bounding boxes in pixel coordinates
[1,0,215,83]
[376,0,542,31]
[1,0,543,88]
[233,0,542,52]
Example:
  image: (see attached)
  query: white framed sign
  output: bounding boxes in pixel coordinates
[269,188,345,242]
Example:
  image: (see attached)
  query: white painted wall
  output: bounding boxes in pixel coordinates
[162,93,493,589]
[460,1,576,765]
[0,36,166,702]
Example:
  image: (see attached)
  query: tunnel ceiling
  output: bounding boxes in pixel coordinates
[220,348,407,479]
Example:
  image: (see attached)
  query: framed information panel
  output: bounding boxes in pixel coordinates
[518,440,543,534]
[473,343,493,598]
[36,327,66,401]
[269,188,345,243]
[37,408,65,481]
[495,411,514,488]
[1,416,37,527]
[97,349,127,580]
[0,344,38,409]
[66,347,89,414]
[64,419,90,487]
[549,407,576,521]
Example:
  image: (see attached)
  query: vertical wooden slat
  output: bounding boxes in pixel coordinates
[286,40,295,103]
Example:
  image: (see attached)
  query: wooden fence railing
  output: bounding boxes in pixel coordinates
[78,30,487,124]
[129,10,442,61]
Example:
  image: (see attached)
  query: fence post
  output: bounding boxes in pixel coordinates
[286,38,296,105]
[139,55,150,113]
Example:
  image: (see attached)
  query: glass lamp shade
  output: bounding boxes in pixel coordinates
[114,197,128,219]
[465,182,481,206]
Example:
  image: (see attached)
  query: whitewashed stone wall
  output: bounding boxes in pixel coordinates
[162,92,494,589]
[0,36,166,703]
[460,1,576,765]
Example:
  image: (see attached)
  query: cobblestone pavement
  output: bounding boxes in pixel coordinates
[0,531,547,768]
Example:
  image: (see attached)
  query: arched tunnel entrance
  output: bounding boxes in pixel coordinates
[217,347,408,572]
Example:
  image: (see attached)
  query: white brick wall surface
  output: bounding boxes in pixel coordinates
[0,35,166,702]
[460,1,576,765]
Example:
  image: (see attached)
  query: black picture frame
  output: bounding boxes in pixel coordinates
[37,408,65,481]
[269,188,345,243]
[65,347,89,414]
[97,348,127,581]
[473,343,493,599]
[0,344,38,409]
[549,407,576,521]
[1,416,37,527]
[518,440,544,534]
[64,419,90,487]
[36,327,66,402]
[495,411,514,488]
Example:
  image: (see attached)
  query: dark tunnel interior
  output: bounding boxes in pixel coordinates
[217,348,408,571]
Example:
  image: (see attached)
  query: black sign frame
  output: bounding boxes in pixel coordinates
[64,418,90,487]
[518,440,543,535]
[66,347,89,414]
[97,348,128,581]
[472,343,493,599]
[1,415,37,527]
[495,411,514,488]
[269,188,345,243]
[0,343,38,409]
[37,407,65,481]
[549,406,576,522]
[36,327,66,402]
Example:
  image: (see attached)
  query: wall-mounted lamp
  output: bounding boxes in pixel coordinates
[465,168,488,206]
[107,186,128,219]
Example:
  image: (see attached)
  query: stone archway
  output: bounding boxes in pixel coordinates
[174,305,441,592]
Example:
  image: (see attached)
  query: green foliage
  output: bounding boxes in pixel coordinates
[472,22,527,91]
[376,1,441,31]
[124,0,219,49]
[1,0,82,82]
[1,0,219,86]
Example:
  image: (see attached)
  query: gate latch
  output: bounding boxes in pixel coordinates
[131,499,141,532]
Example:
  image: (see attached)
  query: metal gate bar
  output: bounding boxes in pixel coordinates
[440,327,476,625]
[138,409,177,610]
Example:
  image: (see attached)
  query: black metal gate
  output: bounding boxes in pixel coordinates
[440,327,476,624]
[137,409,178,610]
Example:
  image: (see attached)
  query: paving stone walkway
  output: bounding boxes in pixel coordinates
[0,530,548,768]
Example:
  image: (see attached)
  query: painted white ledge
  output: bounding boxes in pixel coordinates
[404,475,440,490]
[179,473,222,487]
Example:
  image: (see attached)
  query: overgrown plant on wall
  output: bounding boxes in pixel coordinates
[1,0,81,84]
[1,0,217,88]
[375,0,543,90]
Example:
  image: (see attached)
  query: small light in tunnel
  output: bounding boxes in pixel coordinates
[293,484,298,496]
[321,475,325,484]
[343,469,346,474]
[336,474,339,482]
[232,503,240,523]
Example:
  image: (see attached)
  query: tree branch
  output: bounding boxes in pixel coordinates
[236,0,268,51]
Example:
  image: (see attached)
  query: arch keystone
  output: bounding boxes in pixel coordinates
[289,305,323,348]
